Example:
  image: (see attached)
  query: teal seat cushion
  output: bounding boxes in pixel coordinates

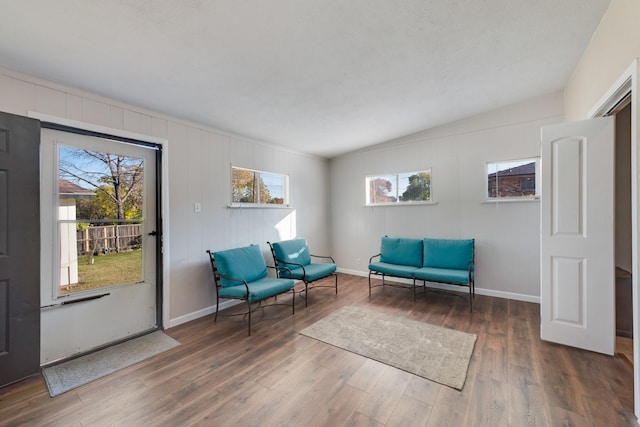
[414,267,470,285]
[218,277,295,302]
[369,261,419,278]
[213,245,267,287]
[280,262,336,282]
[423,238,474,270]
[272,239,311,267]
[379,237,423,267]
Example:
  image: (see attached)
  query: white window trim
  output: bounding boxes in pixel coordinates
[365,201,438,207]
[482,197,540,204]
[485,157,540,202]
[230,165,291,208]
[365,169,433,206]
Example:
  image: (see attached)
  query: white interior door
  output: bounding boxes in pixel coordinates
[540,117,615,355]
[40,127,159,364]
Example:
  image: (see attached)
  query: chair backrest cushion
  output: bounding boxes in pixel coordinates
[213,245,268,287]
[379,237,423,267]
[272,239,311,266]
[423,238,474,270]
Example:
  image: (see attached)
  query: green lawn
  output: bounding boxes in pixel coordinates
[61,250,143,294]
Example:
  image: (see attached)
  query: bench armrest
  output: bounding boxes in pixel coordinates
[214,270,250,295]
[369,253,381,263]
[310,254,335,263]
[267,264,295,276]
[271,260,305,277]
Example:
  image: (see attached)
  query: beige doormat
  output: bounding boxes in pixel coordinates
[300,305,476,390]
[42,331,180,397]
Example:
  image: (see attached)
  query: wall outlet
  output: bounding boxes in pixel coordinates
[194,202,201,213]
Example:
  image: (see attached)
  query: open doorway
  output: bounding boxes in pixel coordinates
[615,100,633,364]
[587,60,640,419]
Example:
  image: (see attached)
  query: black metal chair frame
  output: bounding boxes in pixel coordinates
[368,254,475,311]
[417,261,475,311]
[267,242,338,307]
[368,253,422,301]
[206,250,295,336]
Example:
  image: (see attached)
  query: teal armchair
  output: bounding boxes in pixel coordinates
[206,245,295,335]
[268,239,337,307]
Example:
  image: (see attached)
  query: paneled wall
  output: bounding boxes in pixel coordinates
[329,92,564,300]
[0,68,330,326]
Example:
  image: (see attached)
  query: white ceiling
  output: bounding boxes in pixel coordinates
[0,1,611,158]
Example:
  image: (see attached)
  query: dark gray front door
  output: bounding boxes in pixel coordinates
[0,112,41,387]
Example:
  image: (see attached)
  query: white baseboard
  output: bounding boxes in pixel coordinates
[336,268,540,304]
[169,270,540,328]
[167,300,239,328]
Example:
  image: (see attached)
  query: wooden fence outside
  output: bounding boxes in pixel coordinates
[76,224,143,255]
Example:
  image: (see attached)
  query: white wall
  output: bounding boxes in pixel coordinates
[565,0,640,120]
[0,67,330,327]
[168,123,330,322]
[329,92,564,301]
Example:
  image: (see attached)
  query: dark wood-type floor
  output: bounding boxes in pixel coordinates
[1,274,636,426]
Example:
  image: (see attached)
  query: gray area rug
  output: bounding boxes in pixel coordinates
[300,305,476,390]
[42,331,180,397]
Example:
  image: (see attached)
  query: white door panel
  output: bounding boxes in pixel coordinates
[40,284,156,361]
[541,117,615,355]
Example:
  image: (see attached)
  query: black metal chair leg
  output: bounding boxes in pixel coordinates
[304,282,309,307]
[247,301,252,336]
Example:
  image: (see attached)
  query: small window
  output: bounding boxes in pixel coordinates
[365,169,432,205]
[486,158,540,200]
[231,166,289,206]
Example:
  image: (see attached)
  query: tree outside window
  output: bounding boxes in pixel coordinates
[366,169,431,205]
[231,166,289,206]
[399,172,431,202]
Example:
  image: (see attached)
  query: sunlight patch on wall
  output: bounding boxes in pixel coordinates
[275,210,297,241]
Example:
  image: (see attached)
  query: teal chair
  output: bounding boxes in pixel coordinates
[206,245,295,335]
[268,239,337,307]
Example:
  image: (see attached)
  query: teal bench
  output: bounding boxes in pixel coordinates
[268,238,338,307]
[368,236,475,310]
[206,245,296,335]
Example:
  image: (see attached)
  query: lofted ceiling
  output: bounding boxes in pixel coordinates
[0,1,611,158]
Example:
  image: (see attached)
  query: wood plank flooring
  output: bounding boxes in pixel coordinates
[1,274,636,426]
[617,336,634,368]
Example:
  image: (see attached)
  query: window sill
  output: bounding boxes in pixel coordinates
[227,204,293,209]
[483,197,540,204]
[364,201,438,207]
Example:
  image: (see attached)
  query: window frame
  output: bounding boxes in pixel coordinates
[485,157,540,202]
[230,165,290,208]
[49,131,158,300]
[365,168,434,207]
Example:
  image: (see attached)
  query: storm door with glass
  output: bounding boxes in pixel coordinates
[40,127,159,363]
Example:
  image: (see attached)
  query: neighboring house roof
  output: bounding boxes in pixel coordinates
[58,179,95,199]
[493,162,535,177]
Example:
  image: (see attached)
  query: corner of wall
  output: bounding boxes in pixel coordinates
[565,0,640,120]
